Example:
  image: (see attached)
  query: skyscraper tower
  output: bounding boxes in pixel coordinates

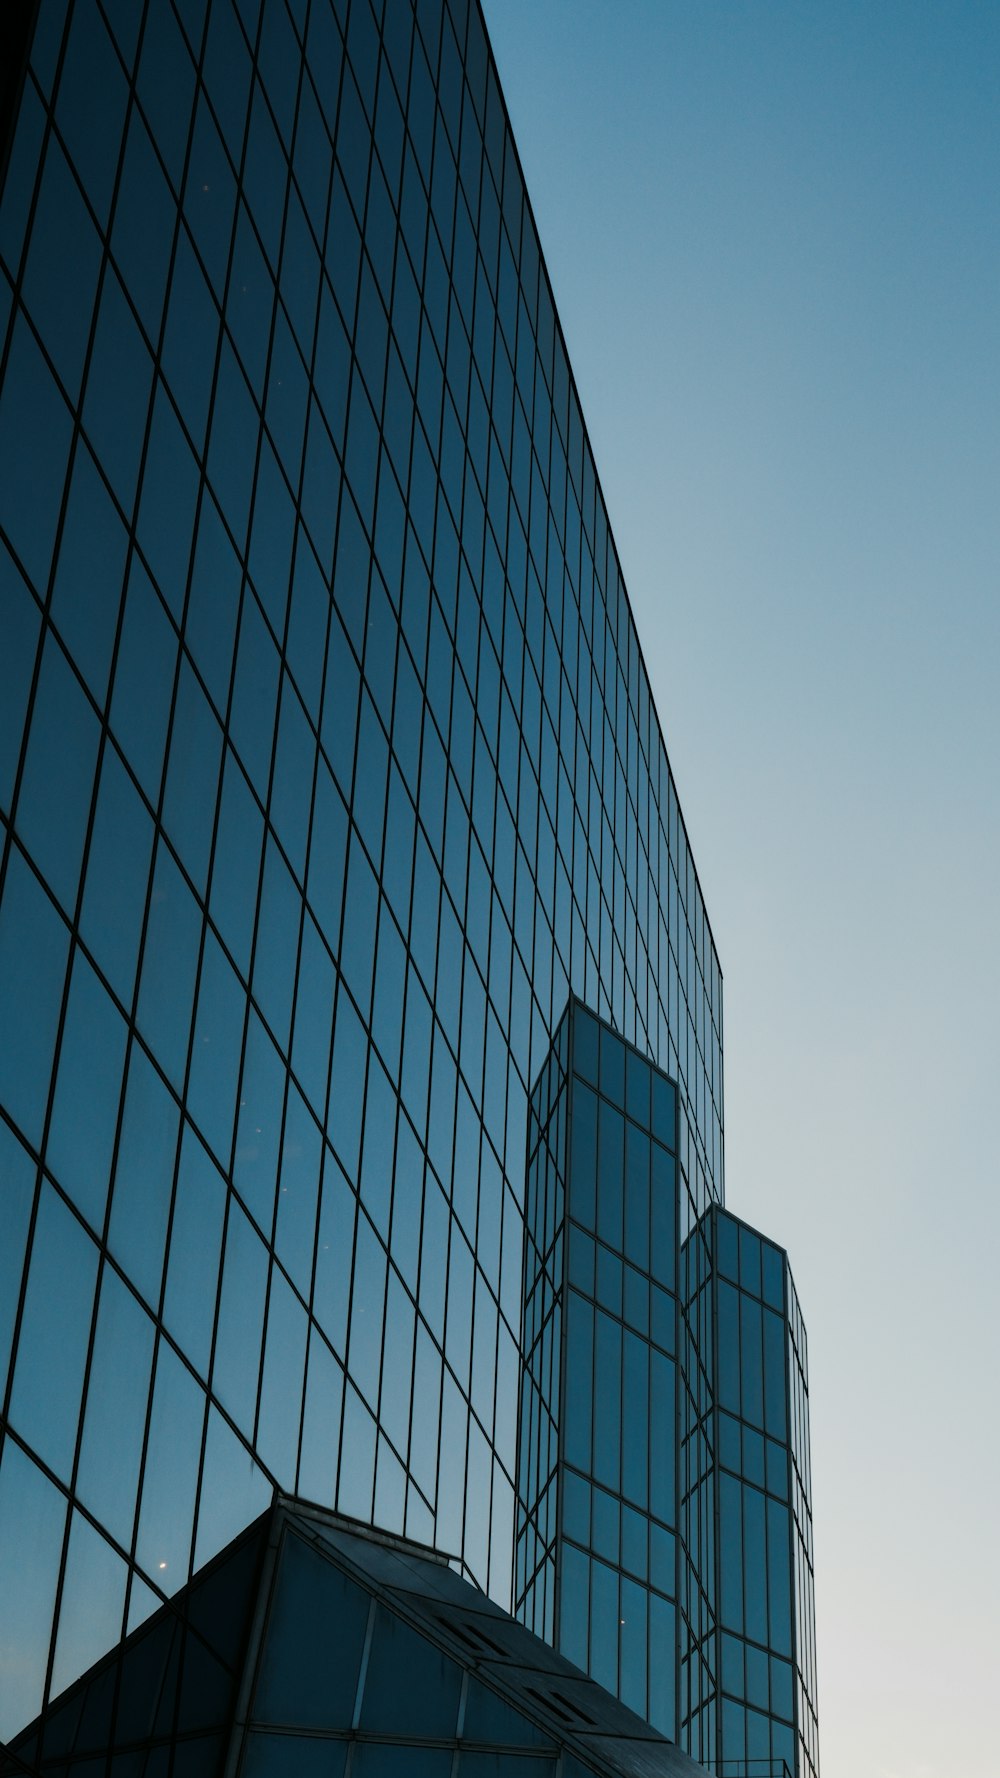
[0,1,816,1772]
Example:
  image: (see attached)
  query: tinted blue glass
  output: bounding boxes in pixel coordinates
[0,1122,35,1401]
[0,1443,67,1741]
[47,948,128,1230]
[243,1735,347,1776]
[0,318,73,596]
[208,341,259,548]
[253,837,301,1049]
[194,1406,273,1572]
[0,78,44,277]
[766,1496,792,1656]
[112,111,176,343]
[0,848,70,1143]
[276,1087,322,1294]
[740,1295,764,1431]
[184,492,242,716]
[77,1267,155,1548]
[80,747,155,1005]
[162,230,220,456]
[84,271,154,515]
[138,382,201,616]
[138,0,196,191]
[213,1199,268,1435]
[649,1142,675,1289]
[360,1603,462,1738]
[298,1331,345,1505]
[109,1044,180,1309]
[136,1339,205,1583]
[111,563,179,802]
[762,1242,785,1311]
[56,0,127,225]
[234,1009,285,1232]
[763,1307,788,1441]
[163,1125,226,1378]
[9,1181,98,1481]
[209,750,262,980]
[0,555,40,815]
[22,134,102,403]
[716,1212,739,1283]
[624,1121,650,1272]
[568,1080,597,1231]
[51,1511,128,1696]
[256,1266,308,1486]
[50,445,129,706]
[188,931,245,1165]
[596,1100,623,1253]
[137,840,202,1089]
[162,659,224,894]
[230,591,280,795]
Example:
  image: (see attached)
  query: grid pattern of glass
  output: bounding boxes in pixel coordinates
[517,1004,681,1743]
[787,1275,818,1778]
[707,1209,816,1778]
[519,1016,819,1778]
[3,1498,709,1778]
[0,0,725,1744]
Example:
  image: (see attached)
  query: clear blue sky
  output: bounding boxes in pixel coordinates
[482,4,1000,1775]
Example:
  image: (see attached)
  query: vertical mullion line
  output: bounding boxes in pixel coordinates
[160,0,270,1598]
[290,0,350,1509]
[376,0,430,1549]
[388,6,443,1541]
[363,16,414,1527]
[246,0,320,1485]
[93,0,234,1721]
[29,0,163,1734]
[427,45,474,1563]
[329,4,386,1530]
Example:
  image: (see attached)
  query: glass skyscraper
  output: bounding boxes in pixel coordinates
[0,0,814,1773]
[515,1002,818,1778]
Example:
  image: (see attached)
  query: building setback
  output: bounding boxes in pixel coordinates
[0,1,816,1774]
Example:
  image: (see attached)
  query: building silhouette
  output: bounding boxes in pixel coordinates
[0,1,817,1774]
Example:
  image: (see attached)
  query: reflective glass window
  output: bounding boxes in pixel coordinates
[83,270,154,516]
[17,631,100,914]
[188,930,246,1166]
[0,1443,67,1741]
[0,848,70,1144]
[136,1339,205,1584]
[56,0,127,224]
[162,658,224,894]
[0,1122,35,1401]
[194,1407,273,1573]
[112,110,176,344]
[137,839,202,1090]
[77,1266,155,1548]
[80,747,155,1006]
[256,1266,308,1488]
[213,1198,269,1436]
[9,1181,98,1481]
[360,1603,462,1739]
[163,1125,226,1379]
[47,947,128,1232]
[108,1044,180,1310]
[111,564,178,803]
[51,1511,127,1699]
[22,134,102,405]
[136,387,200,620]
[0,557,40,816]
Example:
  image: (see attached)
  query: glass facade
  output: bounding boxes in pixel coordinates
[0,0,726,1747]
[2,1497,711,1777]
[516,1004,818,1778]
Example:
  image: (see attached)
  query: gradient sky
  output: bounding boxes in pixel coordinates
[481,5,1000,1776]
